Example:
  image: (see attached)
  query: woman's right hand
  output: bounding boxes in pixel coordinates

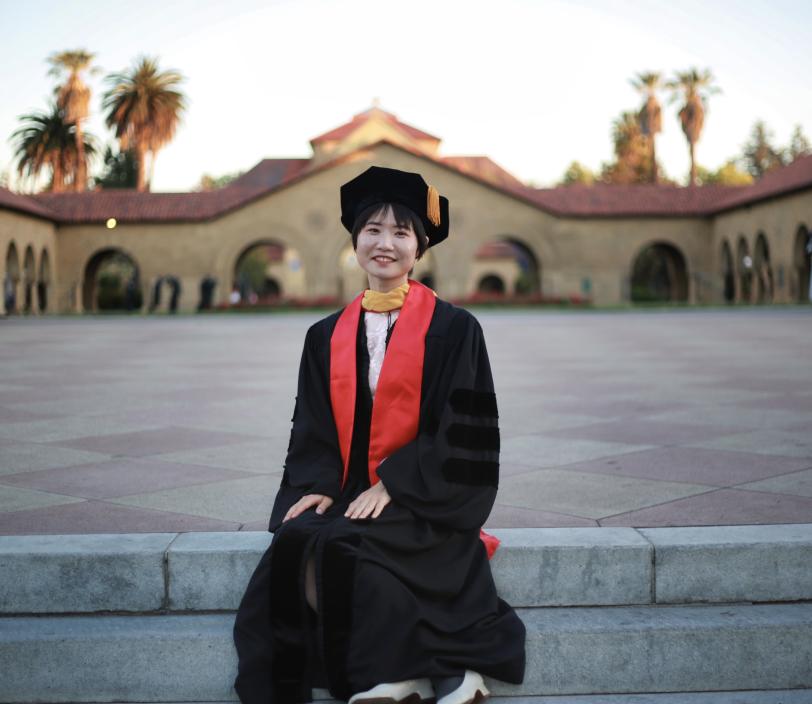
[283,494,334,523]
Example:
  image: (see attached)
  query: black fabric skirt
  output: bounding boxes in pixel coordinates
[232,488,525,704]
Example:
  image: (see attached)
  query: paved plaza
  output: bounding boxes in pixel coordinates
[0,308,811,535]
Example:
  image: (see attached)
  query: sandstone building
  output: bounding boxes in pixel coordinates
[1,107,811,315]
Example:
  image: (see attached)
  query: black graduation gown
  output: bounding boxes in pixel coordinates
[232,298,526,704]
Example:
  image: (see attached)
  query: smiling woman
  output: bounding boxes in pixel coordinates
[232,166,525,704]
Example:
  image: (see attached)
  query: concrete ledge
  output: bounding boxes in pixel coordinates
[0,533,176,613]
[490,527,652,606]
[36,696,812,704]
[49,696,812,704]
[639,524,812,604]
[0,614,233,703]
[1,525,811,614]
[1,604,811,702]
[514,603,812,696]
[167,531,272,611]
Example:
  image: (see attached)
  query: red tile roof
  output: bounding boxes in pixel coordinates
[441,156,525,189]
[310,107,441,145]
[0,187,56,221]
[3,147,811,225]
[227,158,309,189]
[24,159,310,224]
[473,153,812,218]
[31,188,257,223]
[711,153,812,213]
[524,182,741,217]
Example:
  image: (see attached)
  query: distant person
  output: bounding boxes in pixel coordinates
[232,166,525,704]
[167,276,181,313]
[149,276,164,313]
[198,276,217,311]
[229,286,241,305]
[806,233,812,302]
[124,276,140,311]
[3,273,15,314]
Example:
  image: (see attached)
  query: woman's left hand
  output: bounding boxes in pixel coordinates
[345,481,391,520]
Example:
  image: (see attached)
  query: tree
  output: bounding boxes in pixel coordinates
[788,125,811,162]
[558,161,595,186]
[741,121,785,179]
[94,145,138,189]
[601,111,652,184]
[696,160,753,186]
[196,170,244,191]
[102,56,187,191]
[667,68,720,187]
[48,50,98,192]
[11,103,96,192]
[631,71,663,183]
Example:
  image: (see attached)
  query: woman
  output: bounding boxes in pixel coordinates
[233,166,526,704]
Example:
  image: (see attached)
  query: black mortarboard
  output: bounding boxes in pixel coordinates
[340,166,450,247]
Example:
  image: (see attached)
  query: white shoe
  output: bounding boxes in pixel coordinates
[348,678,435,704]
[435,671,489,704]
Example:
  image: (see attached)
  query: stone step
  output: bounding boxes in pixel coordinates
[1,604,811,702]
[43,695,812,704]
[2,524,811,614]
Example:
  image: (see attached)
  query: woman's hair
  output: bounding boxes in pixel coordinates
[351,202,429,260]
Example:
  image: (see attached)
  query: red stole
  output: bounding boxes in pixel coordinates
[329,279,500,559]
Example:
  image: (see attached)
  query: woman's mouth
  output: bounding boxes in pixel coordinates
[373,256,395,263]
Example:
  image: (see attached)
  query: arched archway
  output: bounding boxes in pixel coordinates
[753,233,773,303]
[794,225,812,303]
[736,236,753,303]
[478,274,506,294]
[630,241,689,302]
[37,249,51,313]
[4,242,20,314]
[507,238,541,294]
[720,240,735,303]
[471,237,541,297]
[82,248,143,312]
[22,246,35,314]
[233,240,305,305]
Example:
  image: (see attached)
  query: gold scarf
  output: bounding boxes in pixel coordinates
[361,282,411,312]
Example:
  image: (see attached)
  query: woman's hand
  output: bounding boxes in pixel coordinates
[283,494,334,523]
[345,481,391,520]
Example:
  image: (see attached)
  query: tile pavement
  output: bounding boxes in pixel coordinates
[0,308,811,535]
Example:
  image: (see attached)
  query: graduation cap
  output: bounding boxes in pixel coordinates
[340,166,450,247]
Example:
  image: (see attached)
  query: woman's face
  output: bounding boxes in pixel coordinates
[355,205,419,292]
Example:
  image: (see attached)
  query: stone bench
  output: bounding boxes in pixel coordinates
[1,525,811,703]
[2,525,811,614]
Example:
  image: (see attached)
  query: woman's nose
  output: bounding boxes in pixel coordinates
[376,233,395,249]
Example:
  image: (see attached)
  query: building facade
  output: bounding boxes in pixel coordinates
[2,107,811,315]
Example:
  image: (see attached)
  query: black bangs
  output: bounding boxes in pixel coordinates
[352,202,424,236]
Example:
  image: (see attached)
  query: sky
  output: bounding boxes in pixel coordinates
[1,0,810,192]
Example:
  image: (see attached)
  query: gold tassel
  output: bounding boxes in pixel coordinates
[427,184,441,227]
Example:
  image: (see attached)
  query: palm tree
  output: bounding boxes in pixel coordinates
[102,56,187,191]
[667,68,721,187]
[602,111,651,184]
[48,49,97,192]
[631,71,663,183]
[11,103,96,192]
